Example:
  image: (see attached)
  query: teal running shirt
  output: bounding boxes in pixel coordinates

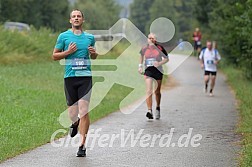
[54,30,95,78]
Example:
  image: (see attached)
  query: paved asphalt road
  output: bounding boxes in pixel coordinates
[0,56,240,167]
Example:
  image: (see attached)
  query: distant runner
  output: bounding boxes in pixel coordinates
[138,33,169,119]
[193,27,202,57]
[199,41,221,96]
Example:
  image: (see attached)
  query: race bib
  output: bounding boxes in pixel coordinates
[197,41,201,45]
[206,60,214,64]
[71,58,87,70]
[145,58,156,67]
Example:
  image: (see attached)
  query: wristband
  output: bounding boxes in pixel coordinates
[138,64,143,68]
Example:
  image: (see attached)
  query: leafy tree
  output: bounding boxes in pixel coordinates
[234,0,252,79]
[175,1,196,40]
[75,0,121,30]
[147,0,179,43]
[0,0,30,23]
[37,0,69,31]
[129,0,154,35]
[0,0,69,31]
[129,0,196,42]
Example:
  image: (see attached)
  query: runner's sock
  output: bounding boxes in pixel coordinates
[79,145,85,149]
[210,89,213,93]
[205,84,208,90]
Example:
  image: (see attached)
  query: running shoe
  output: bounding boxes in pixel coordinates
[76,145,86,157]
[69,118,80,138]
[209,89,213,97]
[155,108,160,119]
[146,111,153,119]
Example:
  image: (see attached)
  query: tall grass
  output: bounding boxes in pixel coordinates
[222,67,252,167]
[0,26,59,63]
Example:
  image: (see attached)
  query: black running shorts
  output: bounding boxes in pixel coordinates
[194,41,201,50]
[204,71,217,76]
[64,77,92,106]
[144,66,163,80]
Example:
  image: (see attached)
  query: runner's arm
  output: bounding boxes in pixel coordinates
[160,57,169,65]
[52,42,77,61]
[214,58,220,65]
[154,57,168,67]
[214,51,221,65]
[89,36,98,59]
[199,51,204,68]
[139,55,144,65]
[200,59,204,68]
[52,49,70,60]
[89,46,98,59]
[156,45,169,66]
[138,55,144,74]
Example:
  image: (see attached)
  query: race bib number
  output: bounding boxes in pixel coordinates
[206,60,214,64]
[72,58,87,70]
[145,58,156,67]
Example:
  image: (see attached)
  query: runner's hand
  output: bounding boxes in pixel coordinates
[138,67,143,74]
[88,46,97,55]
[154,61,160,68]
[201,63,204,69]
[67,42,77,54]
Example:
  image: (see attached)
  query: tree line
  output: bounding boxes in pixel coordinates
[130,0,196,42]
[0,0,69,31]
[0,0,120,31]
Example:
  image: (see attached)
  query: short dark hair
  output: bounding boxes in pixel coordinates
[70,9,84,18]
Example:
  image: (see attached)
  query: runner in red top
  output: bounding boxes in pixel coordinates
[138,33,169,120]
[192,27,202,56]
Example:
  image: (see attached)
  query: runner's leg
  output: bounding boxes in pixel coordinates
[210,74,216,95]
[145,77,153,110]
[204,73,210,92]
[78,99,90,147]
[68,105,78,123]
[155,80,162,107]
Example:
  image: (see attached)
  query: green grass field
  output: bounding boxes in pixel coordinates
[222,67,252,167]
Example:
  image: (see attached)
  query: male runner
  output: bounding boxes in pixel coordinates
[52,9,98,157]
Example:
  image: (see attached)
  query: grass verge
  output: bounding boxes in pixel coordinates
[222,66,252,167]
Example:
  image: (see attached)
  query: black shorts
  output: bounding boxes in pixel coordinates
[144,66,163,80]
[194,41,201,50]
[64,77,92,106]
[204,71,217,76]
